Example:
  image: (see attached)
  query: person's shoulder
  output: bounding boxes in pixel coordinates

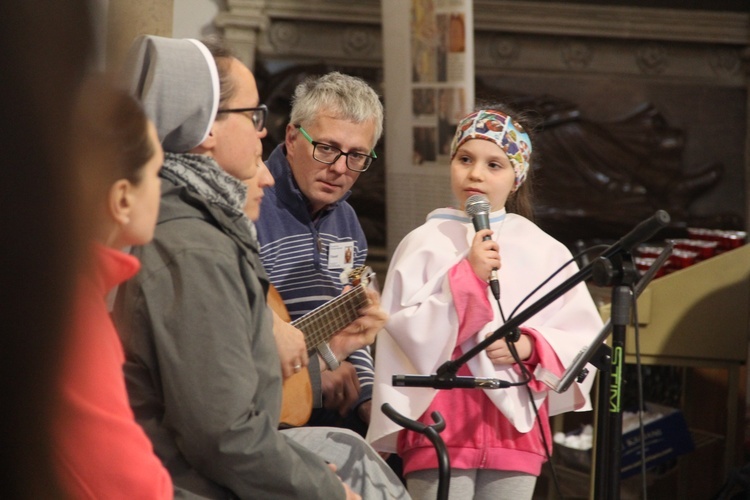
[262,149,286,188]
[134,209,239,278]
[256,184,280,215]
[157,182,236,242]
[395,207,463,248]
[333,199,359,220]
[323,199,364,235]
[158,215,229,246]
[158,180,209,223]
[419,207,466,232]
[427,206,465,221]
[506,213,547,236]
[505,213,571,254]
[266,143,287,169]
[254,190,293,246]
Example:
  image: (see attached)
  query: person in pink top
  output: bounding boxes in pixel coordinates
[53,78,173,499]
[367,106,603,499]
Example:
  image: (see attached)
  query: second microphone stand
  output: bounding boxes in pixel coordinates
[591,252,639,500]
[558,243,672,500]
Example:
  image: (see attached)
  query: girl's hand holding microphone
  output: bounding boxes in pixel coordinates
[467,228,500,282]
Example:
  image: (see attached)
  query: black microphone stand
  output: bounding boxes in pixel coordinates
[557,243,673,500]
[595,251,639,500]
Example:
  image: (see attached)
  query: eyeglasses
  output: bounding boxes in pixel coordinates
[216,104,268,132]
[296,125,376,172]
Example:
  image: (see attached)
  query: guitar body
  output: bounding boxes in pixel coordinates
[267,266,373,428]
[268,284,313,428]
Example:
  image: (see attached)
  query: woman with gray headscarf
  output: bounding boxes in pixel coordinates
[114,35,408,500]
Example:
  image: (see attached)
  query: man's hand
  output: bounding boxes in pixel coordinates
[328,288,386,360]
[356,399,372,425]
[321,361,360,416]
[271,309,308,379]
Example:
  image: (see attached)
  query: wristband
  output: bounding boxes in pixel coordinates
[317,342,340,371]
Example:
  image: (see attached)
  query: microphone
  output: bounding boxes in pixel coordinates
[604,210,671,258]
[465,194,500,300]
[393,374,509,389]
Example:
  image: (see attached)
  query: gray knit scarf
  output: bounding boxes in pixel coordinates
[161,152,257,241]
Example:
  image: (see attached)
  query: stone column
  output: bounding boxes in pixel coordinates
[215,0,268,71]
[106,0,174,71]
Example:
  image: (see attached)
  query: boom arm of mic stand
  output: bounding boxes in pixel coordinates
[554,242,673,393]
[438,264,594,378]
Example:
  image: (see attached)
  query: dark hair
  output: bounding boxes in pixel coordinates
[0,0,94,497]
[201,35,236,110]
[474,101,537,221]
[75,76,153,187]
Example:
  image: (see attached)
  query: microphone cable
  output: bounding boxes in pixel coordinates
[490,243,609,499]
[494,294,564,497]
[490,243,608,388]
[507,244,610,321]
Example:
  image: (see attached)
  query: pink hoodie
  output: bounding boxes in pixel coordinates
[397,259,565,476]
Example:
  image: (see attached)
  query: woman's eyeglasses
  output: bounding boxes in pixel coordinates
[216,104,268,132]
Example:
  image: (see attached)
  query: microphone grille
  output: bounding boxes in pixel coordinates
[465,194,490,217]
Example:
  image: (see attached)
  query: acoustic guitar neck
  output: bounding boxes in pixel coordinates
[291,284,369,350]
[274,265,373,427]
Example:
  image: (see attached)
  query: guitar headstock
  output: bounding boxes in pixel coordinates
[341,265,375,289]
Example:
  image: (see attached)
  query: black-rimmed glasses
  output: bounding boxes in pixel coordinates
[296,125,376,172]
[216,104,268,132]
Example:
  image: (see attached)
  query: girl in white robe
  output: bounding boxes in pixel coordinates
[367,108,603,499]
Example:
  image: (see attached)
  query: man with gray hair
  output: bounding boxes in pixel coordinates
[256,72,384,434]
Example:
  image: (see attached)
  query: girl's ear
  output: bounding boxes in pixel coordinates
[107,179,133,227]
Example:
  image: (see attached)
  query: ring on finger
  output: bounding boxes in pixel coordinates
[293,363,302,372]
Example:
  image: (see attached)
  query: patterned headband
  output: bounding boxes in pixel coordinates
[449,110,532,188]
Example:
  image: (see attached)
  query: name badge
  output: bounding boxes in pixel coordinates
[328,241,355,270]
